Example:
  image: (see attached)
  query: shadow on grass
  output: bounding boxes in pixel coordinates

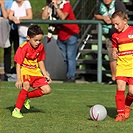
[86,104,117,119]
[5,106,46,114]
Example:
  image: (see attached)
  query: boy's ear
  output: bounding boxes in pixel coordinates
[124,19,127,25]
[26,36,30,41]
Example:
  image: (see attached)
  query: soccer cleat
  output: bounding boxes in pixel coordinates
[125,106,130,119]
[24,99,30,110]
[12,108,23,118]
[115,114,126,122]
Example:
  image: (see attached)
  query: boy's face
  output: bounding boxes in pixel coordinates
[112,16,127,32]
[27,34,43,49]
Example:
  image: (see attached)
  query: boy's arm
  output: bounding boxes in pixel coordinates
[112,48,118,59]
[15,63,22,88]
[38,61,52,83]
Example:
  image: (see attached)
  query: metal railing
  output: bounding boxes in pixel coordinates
[21,19,133,83]
[72,0,97,39]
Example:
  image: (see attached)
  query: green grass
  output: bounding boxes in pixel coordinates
[0,82,133,133]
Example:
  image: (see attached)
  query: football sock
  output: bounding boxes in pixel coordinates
[27,88,43,98]
[115,90,125,114]
[125,93,133,106]
[16,89,28,110]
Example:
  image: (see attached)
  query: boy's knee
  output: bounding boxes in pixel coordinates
[23,82,30,91]
[42,87,51,95]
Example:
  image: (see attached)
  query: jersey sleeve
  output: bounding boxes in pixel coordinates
[37,44,46,62]
[62,3,71,14]
[24,1,32,9]
[10,1,16,11]
[112,34,117,48]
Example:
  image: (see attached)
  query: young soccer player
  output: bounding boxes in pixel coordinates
[12,24,52,118]
[111,10,133,122]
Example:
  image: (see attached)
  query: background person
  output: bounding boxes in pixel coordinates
[12,25,52,118]
[9,0,32,45]
[112,10,133,122]
[94,0,127,85]
[0,0,16,81]
[42,0,80,83]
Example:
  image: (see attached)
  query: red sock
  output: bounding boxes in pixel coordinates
[115,90,125,115]
[125,93,133,106]
[16,89,28,110]
[27,88,43,98]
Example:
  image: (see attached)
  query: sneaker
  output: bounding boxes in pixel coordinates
[24,99,30,110]
[125,106,130,119]
[107,80,116,85]
[64,78,75,83]
[12,108,23,118]
[115,114,126,122]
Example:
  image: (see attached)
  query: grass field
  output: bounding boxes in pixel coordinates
[0,82,133,133]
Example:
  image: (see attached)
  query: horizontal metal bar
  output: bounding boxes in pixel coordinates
[21,19,133,25]
[21,20,104,24]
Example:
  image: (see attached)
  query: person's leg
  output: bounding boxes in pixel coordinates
[12,75,31,118]
[4,28,12,75]
[57,39,67,70]
[115,77,126,122]
[9,29,19,74]
[25,77,51,109]
[13,29,19,53]
[27,76,51,98]
[24,76,46,110]
[4,46,11,75]
[12,81,30,118]
[65,34,78,80]
[125,78,133,118]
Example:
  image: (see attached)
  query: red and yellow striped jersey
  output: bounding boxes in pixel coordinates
[14,42,45,76]
[112,26,133,77]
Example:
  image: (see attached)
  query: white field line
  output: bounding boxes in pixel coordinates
[1,86,115,93]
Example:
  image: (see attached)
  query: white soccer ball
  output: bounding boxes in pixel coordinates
[90,104,107,121]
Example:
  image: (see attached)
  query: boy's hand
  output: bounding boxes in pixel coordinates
[15,80,22,88]
[45,75,52,84]
[44,71,52,84]
[112,48,118,59]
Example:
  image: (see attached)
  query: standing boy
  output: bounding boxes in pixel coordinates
[112,10,133,122]
[12,25,52,118]
[94,0,126,84]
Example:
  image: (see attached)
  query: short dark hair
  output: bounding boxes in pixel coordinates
[27,25,44,38]
[111,10,128,20]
